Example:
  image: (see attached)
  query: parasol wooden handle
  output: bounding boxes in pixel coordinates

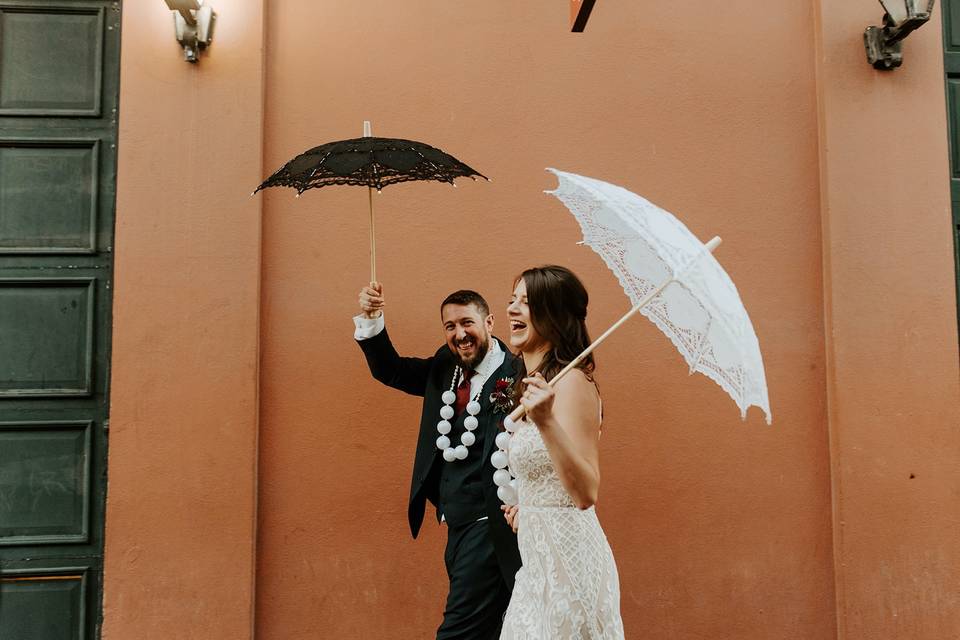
[505,235,722,424]
[364,120,376,282]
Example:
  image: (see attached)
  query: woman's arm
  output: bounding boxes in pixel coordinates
[520,371,601,509]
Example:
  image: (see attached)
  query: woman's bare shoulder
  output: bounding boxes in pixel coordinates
[553,368,600,404]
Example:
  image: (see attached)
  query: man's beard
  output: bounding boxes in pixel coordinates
[455,334,490,370]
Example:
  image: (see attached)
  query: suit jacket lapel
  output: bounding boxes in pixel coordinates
[480,338,518,461]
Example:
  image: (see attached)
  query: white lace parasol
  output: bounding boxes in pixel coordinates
[544,168,771,424]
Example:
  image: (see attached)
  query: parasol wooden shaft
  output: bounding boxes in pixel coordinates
[368,186,376,282]
[506,235,722,423]
[364,120,377,282]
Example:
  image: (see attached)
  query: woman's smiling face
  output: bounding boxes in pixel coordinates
[507,278,546,353]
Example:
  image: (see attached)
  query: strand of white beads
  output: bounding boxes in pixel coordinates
[491,415,519,505]
[436,365,483,462]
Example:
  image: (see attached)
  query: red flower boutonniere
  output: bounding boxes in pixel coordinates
[489,377,515,414]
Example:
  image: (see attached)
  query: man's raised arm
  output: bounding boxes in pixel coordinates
[354,282,432,397]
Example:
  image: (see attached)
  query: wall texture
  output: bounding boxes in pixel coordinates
[103,1,264,638]
[256,2,834,638]
[103,1,959,639]
[814,3,960,639]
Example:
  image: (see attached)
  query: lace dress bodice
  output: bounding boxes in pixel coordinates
[508,418,577,509]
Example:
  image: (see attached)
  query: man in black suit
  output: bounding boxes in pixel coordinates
[354,282,521,640]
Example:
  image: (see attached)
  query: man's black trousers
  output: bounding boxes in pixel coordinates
[436,518,512,640]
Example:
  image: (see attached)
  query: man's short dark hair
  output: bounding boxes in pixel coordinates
[440,290,490,317]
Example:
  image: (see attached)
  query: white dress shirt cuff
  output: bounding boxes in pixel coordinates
[353,314,385,340]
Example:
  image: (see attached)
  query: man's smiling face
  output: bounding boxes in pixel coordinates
[441,303,494,370]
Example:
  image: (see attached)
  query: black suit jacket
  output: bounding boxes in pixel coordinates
[357,328,522,585]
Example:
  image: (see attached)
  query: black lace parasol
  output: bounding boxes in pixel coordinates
[254,136,487,194]
[254,125,488,281]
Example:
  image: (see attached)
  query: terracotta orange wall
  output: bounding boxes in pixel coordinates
[102,1,960,639]
[814,4,960,639]
[256,2,835,639]
[103,1,264,639]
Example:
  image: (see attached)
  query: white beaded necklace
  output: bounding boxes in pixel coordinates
[435,348,497,463]
[491,415,519,505]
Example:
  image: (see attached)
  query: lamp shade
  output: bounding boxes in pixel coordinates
[879,0,935,24]
[879,0,909,23]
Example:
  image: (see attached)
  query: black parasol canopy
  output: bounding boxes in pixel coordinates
[253,125,488,281]
[254,136,487,194]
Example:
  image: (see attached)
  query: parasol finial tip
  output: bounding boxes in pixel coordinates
[705,236,722,253]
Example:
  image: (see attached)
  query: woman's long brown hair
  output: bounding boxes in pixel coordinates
[510,265,595,402]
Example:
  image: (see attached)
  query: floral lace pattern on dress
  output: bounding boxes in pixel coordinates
[500,420,625,640]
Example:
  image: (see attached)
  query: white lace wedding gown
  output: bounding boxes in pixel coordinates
[500,418,625,639]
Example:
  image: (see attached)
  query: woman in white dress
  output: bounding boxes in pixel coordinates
[498,265,625,640]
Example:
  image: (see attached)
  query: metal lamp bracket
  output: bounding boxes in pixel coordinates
[864,0,936,70]
[173,4,215,63]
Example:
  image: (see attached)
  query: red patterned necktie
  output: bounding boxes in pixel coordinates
[454,368,475,415]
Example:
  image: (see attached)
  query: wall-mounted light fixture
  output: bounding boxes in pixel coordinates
[864,0,936,70]
[164,0,216,63]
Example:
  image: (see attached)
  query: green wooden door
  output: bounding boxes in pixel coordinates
[945,0,960,336]
[0,1,120,638]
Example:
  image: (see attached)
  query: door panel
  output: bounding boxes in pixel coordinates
[944,0,960,334]
[0,278,96,396]
[0,2,119,638]
[0,421,91,545]
[0,140,100,253]
[0,6,104,116]
[0,567,88,640]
